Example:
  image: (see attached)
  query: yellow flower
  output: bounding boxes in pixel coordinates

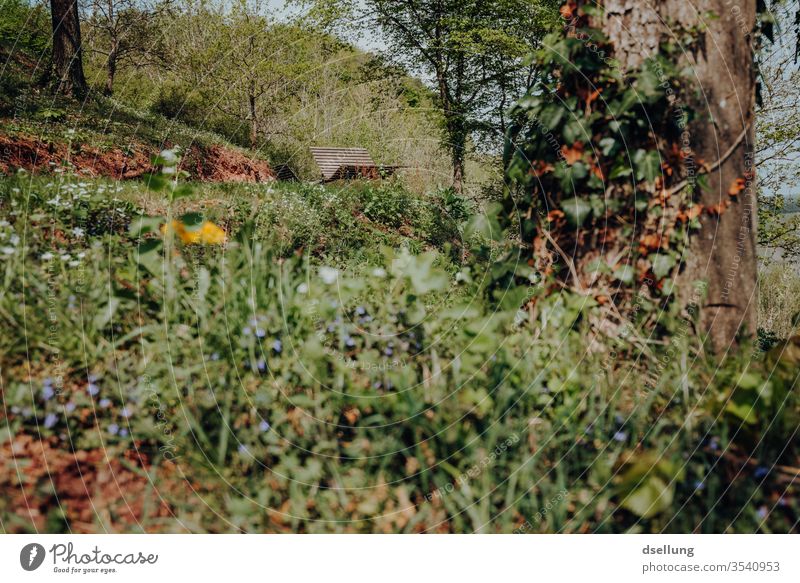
[162,220,227,245]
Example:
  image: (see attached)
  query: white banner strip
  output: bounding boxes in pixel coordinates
[1,534,797,582]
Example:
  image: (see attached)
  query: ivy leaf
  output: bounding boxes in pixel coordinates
[614,264,635,285]
[599,137,616,156]
[649,253,676,279]
[561,197,592,227]
[634,149,662,183]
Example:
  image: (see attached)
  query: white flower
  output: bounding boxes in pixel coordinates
[1,246,14,255]
[160,149,178,165]
[371,267,387,278]
[161,166,176,175]
[9,234,19,246]
[40,252,54,261]
[297,283,309,294]
[319,267,339,285]
[72,227,84,237]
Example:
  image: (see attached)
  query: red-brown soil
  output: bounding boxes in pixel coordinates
[0,133,274,182]
[0,433,195,533]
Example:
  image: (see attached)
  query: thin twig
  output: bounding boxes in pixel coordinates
[668,123,751,195]
[542,227,585,292]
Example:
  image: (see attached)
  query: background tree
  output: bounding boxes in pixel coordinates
[50,0,88,97]
[82,0,170,96]
[304,0,560,193]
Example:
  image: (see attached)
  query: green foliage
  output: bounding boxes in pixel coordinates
[1,173,798,533]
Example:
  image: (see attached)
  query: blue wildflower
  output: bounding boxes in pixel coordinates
[42,384,55,400]
[272,339,282,353]
[44,413,57,429]
[65,402,76,413]
[345,336,355,348]
[756,506,768,520]
[119,428,129,438]
[384,347,394,357]
[87,383,100,396]
[211,352,220,361]
[243,326,252,335]
[372,381,382,389]
[257,358,266,372]
[99,398,111,408]
[355,306,366,315]
[613,431,628,442]
[121,407,132,419]
[259,420,270,432]
[256,328,266,338]
[108,424,119,435]
[238,444,249,455]
[88,374,98,383]
[754,466,769,479]
[694,480,705,491]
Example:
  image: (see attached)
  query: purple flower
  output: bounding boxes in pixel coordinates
[88,374,99,383]
[99,398,112,408]
[257,358,266,372]
[211,352,220,361]
[756,506,768,520]
[256,328,266,338]
[345,336,355,348]
[121,407,132,419]
[355,306,366,315]
[87,383,100,396]
[108,423,119,435]
[272,339,282,353]
[243,326,252,335]
[259,420,270,432]
[44,413,57,429]
[65,402,76,413]
[694,480,705,491]
[238,444,249,455]
[612,431,627,442]
[384,347,394,357]
[753,466,769,480]
[119,428,129,437]
[42,385,55,400]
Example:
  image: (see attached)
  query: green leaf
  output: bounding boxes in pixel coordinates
[180,212,205,232]
[634,149,662,183]
[599,137,616,156]
[129,216,163,237]
[621,476,673,518]
[171,183,195,200]
[142,173,166,192]
[614,264,635,285]
[649,253,676,279]
[561,197,592,227]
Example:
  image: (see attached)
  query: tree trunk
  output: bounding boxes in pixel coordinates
[50,0,87,99]
[452,138,465,194]
[105,51,117,96]
[248,88,258,149]
[600,0,758,351]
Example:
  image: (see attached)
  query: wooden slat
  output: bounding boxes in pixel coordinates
[309,147,377,180]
